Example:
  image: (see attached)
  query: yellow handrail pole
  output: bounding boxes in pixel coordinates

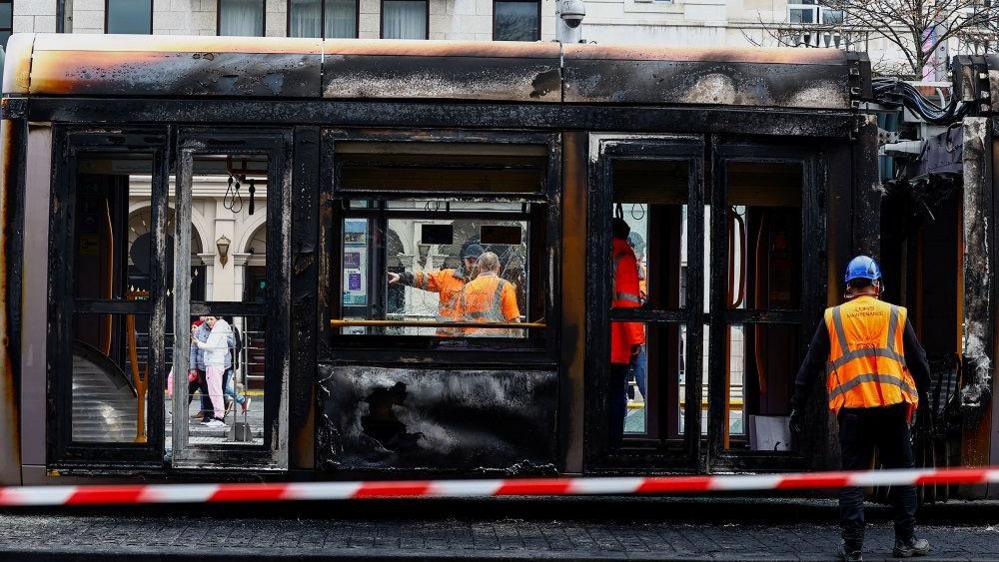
[330,319,546,330]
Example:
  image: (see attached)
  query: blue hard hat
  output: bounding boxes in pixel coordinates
[844,255,882,284]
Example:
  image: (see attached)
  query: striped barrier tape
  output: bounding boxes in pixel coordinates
[1,466,998,506]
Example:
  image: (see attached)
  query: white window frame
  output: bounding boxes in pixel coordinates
[787,1,844,24]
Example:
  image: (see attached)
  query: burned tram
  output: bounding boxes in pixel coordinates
[0,33,995,497]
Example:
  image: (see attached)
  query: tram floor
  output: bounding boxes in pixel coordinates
[1,497,998,561]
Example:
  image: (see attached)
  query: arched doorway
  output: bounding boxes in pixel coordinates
[127,207,206,300]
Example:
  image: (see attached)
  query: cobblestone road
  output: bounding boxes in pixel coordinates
[0,497,997,561]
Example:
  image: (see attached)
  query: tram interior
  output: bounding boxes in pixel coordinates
[880,177,965,486]
[613,160,803,451]
[332,141,547,339]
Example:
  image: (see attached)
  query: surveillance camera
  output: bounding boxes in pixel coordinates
[558,0,585,28]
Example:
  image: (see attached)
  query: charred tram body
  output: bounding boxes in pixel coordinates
[0,34,997,498]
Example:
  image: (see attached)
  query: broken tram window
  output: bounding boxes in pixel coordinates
[337,201,534,338]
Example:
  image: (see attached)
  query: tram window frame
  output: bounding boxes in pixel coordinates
[46,126,171,466]
[704,142,824,471]
[321,130,560,359]
[589,136,707,471]
[169,128,293,470]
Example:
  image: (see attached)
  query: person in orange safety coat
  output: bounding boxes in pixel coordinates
[388,243,484,336]
[458,251,521,337]
[790,255,931,561]
[609,218,645,444]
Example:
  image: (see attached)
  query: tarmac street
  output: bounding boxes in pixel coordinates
[1,496,998,561]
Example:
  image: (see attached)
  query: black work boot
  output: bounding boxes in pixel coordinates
[839,540,863,561]
[893,537,931,558]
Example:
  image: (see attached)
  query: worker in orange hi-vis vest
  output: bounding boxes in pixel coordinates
[609,218,645,445]
[790,255,932,562]
[388,243,484,336]
[458,251,521,337]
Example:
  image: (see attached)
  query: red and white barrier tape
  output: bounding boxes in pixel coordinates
[1,466,998,506]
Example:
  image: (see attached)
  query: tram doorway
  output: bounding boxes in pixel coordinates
[586,135,824,473]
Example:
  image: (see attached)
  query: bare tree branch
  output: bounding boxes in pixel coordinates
[756,0,999,76]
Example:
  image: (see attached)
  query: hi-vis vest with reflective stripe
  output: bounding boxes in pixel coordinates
[611,238,645,364]
[824,296,919,415]
[460,274,520,336]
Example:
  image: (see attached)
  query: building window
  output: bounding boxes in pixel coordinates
[106,0,153,34]
[493,0,540,41]
[0,0,11,47]
[288,0,358,38]
[788,0,843,24]
[381,0,427,39]
[218,0,265,36]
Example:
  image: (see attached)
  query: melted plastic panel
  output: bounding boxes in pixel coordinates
[317,364,558,473]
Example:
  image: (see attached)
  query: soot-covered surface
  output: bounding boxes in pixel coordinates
[317,365,558,475]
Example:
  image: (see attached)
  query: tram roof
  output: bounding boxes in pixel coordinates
[2,33,869,110]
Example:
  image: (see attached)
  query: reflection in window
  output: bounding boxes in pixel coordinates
[339,202,531,338]
[289,0,358,38]
[107,0,153,34]
[494,0,540,41]
[382,0,427,39]
[219,0,265,36]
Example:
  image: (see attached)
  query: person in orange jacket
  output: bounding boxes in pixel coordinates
[610,218,645,444]
[388,243,483,336]
[458,251,521,337]
[790,255,931,561]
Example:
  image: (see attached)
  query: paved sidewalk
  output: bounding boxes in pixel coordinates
[0,498,997,561]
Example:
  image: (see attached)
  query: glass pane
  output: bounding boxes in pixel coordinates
[724,324,800,451]
[726,161,803,310]
[609,319,644,442]
[382,0,427,39]
[107,0,152,34]
[75,152,155,301]
[616,322,689,439]
[289,0,322,37]
[171,315,262,445]
[0,3,11,27]
[72,313,150,443]
[326,0,358,38]
[611,159,689,311]
[340,204,531,338]
[494,1,539,41]
[0,31,10,48]
[789,8,814,23]
[166,153,268,448]
[219,0,265,36]
[677,324,708,436]
[821,9,844,24]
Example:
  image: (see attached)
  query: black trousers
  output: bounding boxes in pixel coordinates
[838,403,917,548]
[608,364,630,445]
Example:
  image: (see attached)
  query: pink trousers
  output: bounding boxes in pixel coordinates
[205,366,225,420]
